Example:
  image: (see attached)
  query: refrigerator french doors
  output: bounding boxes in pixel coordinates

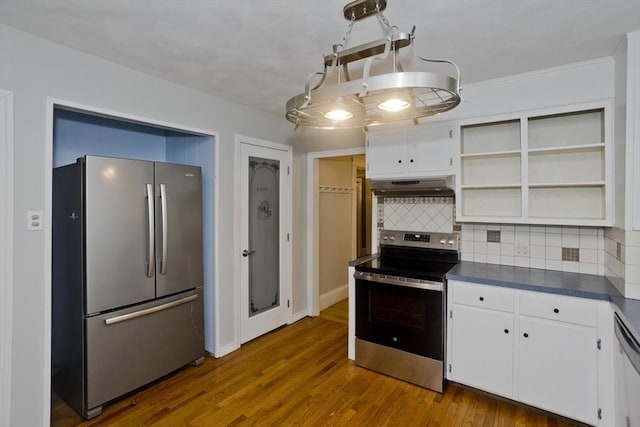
[52,156,204,419]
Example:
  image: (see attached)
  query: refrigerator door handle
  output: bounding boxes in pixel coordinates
[146,183,155,278]
[160,183,168,275]
[104,294,198,325]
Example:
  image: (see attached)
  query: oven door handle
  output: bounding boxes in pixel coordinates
[354,271,443,291]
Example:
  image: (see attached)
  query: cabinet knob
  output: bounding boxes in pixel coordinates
[410,159,414,163]
[553,308,559,314]
[504,329,509,334]
[523,333,529,338]
[398,160,402,163]
[479,296,484,301]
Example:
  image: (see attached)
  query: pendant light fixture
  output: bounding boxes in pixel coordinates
[285,0,462,130]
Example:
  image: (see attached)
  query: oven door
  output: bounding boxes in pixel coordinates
[355,271,444,361]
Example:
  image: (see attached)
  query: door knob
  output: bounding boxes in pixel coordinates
[242,249,256,257]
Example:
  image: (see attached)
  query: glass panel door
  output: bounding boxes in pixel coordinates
[248,156,280,316]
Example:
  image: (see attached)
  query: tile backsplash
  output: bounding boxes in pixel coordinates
[377,196,610,277]
[461,223,604,275]
[379,196,454,233]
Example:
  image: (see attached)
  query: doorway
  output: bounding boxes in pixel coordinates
[306,148,370,316]
[236,136,292,344]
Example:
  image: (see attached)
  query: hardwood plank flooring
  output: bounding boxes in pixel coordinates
[52,299,581,426]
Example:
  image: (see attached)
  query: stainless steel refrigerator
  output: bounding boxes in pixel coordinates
[52,155,204,419]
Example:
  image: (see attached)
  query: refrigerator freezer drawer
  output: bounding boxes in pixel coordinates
[85,288,204,411]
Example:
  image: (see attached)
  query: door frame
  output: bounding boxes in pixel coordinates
[43,97,219,423]
[0,89,14,427]
[234,135,292,347]
[305,147,365,316]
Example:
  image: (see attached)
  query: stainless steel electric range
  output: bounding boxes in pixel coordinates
[353,229,459,392]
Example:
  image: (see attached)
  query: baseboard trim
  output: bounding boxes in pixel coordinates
[319,284,348,311]
[290,309,308,323]
[214,342,240,358]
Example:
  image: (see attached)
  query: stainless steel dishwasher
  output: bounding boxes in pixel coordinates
[614,313,640,427]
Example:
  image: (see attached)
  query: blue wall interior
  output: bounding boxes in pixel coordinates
[52,106,216,350]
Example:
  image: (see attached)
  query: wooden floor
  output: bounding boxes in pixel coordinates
[52,299,580,426]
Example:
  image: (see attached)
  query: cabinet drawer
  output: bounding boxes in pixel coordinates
[450,280,514,313]
[519,293,597,327]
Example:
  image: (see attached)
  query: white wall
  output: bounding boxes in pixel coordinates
[0,24,294,426]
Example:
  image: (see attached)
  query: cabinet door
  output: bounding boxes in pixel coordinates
[366,129,408,177]
[518,317,598,425]
[407,124,452,175]
[449,304,514,398]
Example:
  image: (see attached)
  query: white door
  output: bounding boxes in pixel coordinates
[239,140,291,343]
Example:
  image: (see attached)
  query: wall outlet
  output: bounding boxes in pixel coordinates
[516,245,529,256]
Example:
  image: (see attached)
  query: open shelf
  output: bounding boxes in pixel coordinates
[457,105,610,224]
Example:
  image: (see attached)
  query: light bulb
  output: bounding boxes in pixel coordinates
[324,109,353,120]
[378,98,411,112]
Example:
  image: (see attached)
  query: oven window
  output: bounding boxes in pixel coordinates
[370,289,425,330]
[356,278,443,360]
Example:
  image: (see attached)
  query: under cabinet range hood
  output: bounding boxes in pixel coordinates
[370,177,454,196]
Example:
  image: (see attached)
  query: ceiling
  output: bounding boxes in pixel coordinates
[0,0,639,119]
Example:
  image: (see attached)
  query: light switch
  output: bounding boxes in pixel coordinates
[27,210,43,231]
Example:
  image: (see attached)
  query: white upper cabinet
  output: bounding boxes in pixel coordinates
[456,102,612,226]
[366,122,454,179]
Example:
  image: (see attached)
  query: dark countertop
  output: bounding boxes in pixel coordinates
[447,261,640,343]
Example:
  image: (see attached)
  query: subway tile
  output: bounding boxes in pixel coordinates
[546,233,562,247]
[579,227,599,236]
[515,225,530,233]
[562,234,580,247]
[473,242,487,254]
[580,248,598,264]
[474,223,487,231]
[473,228,487,242]
[515,257,529,268]
[562,226,580,235]
[545,260,562,271]
[515,231,530,245]
[530,225,545,234]
[579,263,599,275]
[461,251,473,262]
[501,230,515,243]
[546,226,562,234]
[461,231,473,242]
[487,242,501,255]
[530,245,545,259]
[500,224,515,232]
[530,233,545,245]
[579,234,599,250]
[605,226,625,242]
[486,254,501,265]
[562,261,579,273]
[473,253,487,263]
[501,243,515,256]
[598,264,605,276]
[461,223,473,232]
[546,246,562,261]
[487,224,501,231]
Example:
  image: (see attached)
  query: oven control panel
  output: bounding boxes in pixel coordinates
[379,229,459,251]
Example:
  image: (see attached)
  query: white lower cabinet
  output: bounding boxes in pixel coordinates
[447,280,605,425]
[449,305,514,397]
[518,317,598,425]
